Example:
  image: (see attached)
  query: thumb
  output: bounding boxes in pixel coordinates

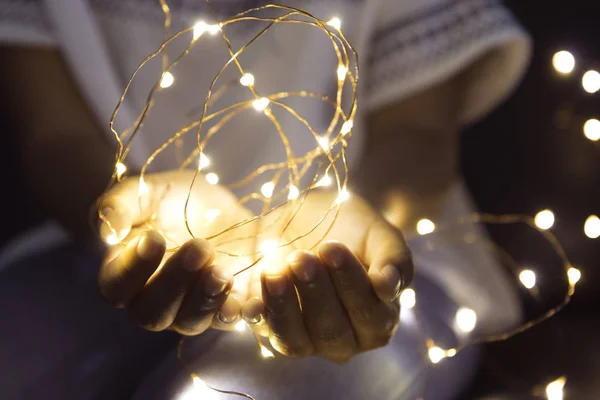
[98,177,154,243]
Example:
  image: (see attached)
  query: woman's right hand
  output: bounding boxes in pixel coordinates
[96,170,256,335]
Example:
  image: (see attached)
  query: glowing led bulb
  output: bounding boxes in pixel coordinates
[546,377,566,400]
[399,288,416,309]
[235,320,246,332]
[105,232,120,246]
[335,188,350,204]
[455,307,477,333]
[341,120,353,135]
[584,215,600,239]
[240,73,255,87]
[316,174,332,187]
[552,51,575,74]
[193,20,219,39]
[160,71,174,88]
[115,162,127,178]
[583,118,600,141]
[337,64,348,81]
[205,173,219,185]
[259,240,278,257]
[138,177,149,195]
[534,209,555,230]
[261,181,275,198]
[582,70,600,93]
[428,347,446,364]
[567,267,581,285]
[261,345,275,358]
[205,209,221,223]
[179,375,215,400]
[416,219,435,235]
[519,269,536,289]
[318,136,330,150]
[327,17,341,30]
[288,185,300,200]
[253,97,270,111]
[198,153,210,170]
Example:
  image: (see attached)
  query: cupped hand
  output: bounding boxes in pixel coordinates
[242,193,414,364]
[97,170,255,335]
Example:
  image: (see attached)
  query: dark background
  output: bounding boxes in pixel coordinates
[1,1,598,398]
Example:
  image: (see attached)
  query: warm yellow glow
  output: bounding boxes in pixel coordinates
[568,267,581,286]
[584,215,600,239]
[252,97,270,111]
[583,118,600,141]
[416,219,435,235]
[428,347,446,364]
[316,174,332,187]
[138,177,149,195]
[455,307,477,333]
[193,20,220,39]
[446,349,457,357]
[179,375,215,400]
[205,209,221,223]
[335,188,350,204]
[341,120,353,135]
[240,73,255,87]
[399,288,416,309]
[261,181,275,198]
[327,17,341,30]
[259,240,279,257]
[546,377,566,400]
[288,185,300,200]
[552,51,575,74]
[115,162,127,179]
[582,70,600,93]
[198,153,210,170]
[318,136,329,150]
[105,232,120,246]
[235,320,246,332]
[519,269,537,289]
[205,173,219,185]
[261,345,275,358]
[337,64,348,81]
[534,209,555,230]
[159,71,174,88]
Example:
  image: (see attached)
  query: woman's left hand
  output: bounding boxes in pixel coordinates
[242,194,414,364]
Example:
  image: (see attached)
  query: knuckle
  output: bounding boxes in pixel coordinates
[131,311,171,332]
[324,349,355,365]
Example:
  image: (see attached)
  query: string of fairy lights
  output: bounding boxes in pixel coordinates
[98,1,593,398]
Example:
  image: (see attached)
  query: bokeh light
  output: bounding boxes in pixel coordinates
[455,307,477,333]
[535,209,555,230]
[416,219,435,235]
[584,215,600,239]
[582,70,600,93]
[519,269,537,289]
[583,119,600,141]
[399,288,416,309]
[552,50,575,74]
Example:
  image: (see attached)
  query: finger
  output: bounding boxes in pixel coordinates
[319,241,398,349]
[128,238,215,331]
[241,297,269,337]
[364,219,413,302]
[261,268,314,358]
[98,230,165,308]
[287,250,357,363]
[98,178,155,241]
[212,294,243,330]
[172,264,233,335]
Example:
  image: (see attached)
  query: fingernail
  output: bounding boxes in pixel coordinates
[101,207,114,219]
[321,244,345,268]
[243,313,262,324]
[183,240,213,271]
[381,264,402,291]
[217,311,238,324]
[205,268,232,297]
[265,275,286,297]
[288,253,316,282]
[136,231,164,261]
